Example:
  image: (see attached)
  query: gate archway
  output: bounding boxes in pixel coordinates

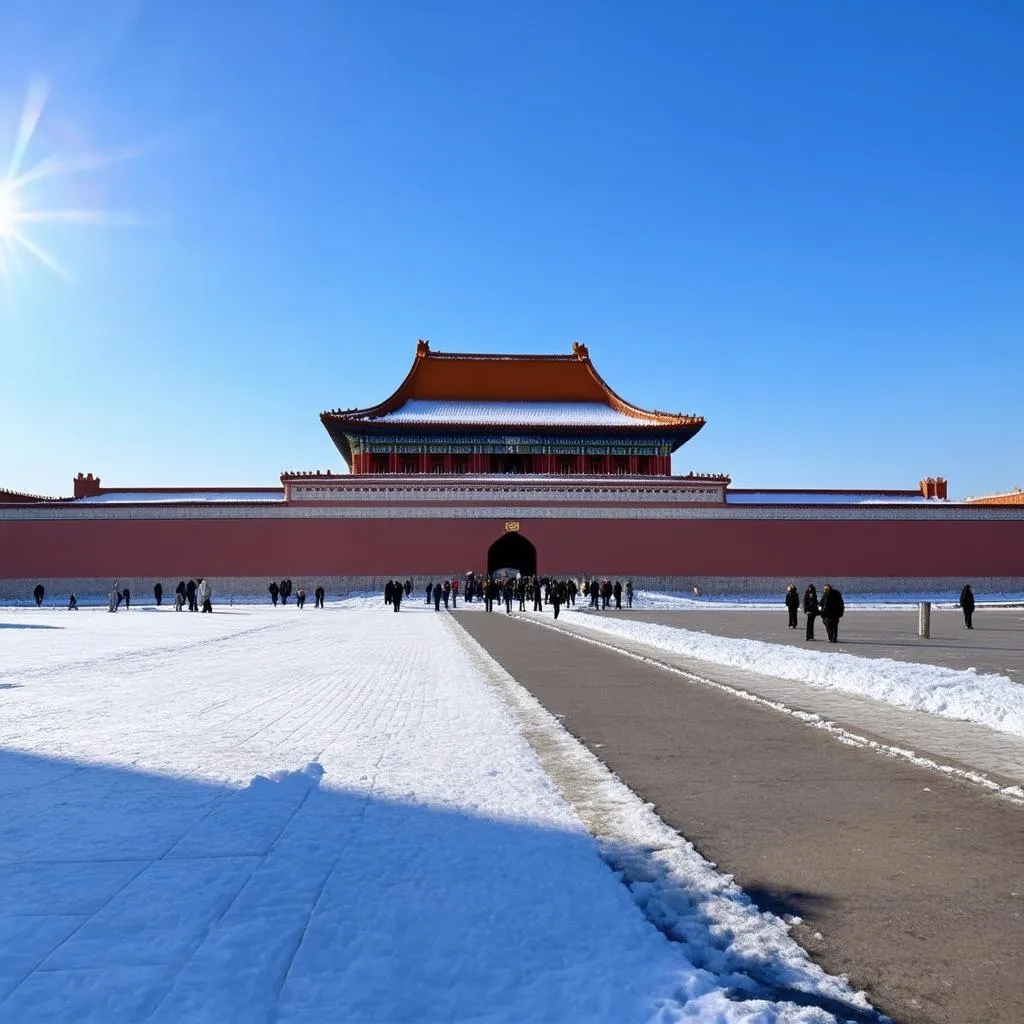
[487,531,537,578]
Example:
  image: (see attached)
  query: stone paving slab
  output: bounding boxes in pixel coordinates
[455,611,1024,1024]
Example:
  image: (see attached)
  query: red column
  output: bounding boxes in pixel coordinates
[388,453,400,474]
[628,455,639,475]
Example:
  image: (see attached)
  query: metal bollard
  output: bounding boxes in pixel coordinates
[918,601,931,639]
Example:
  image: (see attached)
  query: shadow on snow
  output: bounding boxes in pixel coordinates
[0,748,882,1024]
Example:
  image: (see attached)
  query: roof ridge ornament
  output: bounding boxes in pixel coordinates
[416,338,430,357]
[571,341,589,359]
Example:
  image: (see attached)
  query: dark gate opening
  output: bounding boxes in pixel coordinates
[487,532,537,578]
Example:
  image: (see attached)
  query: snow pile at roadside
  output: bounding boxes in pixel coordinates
[564,611,1024,738]
[634,590,1024,611]
[0,604,860,1022]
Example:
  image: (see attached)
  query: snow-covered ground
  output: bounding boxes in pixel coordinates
[559,605,1024,739]
[0,603,875,1022]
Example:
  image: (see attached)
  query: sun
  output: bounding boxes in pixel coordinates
[0,183,18,238]
[0,78,134,281]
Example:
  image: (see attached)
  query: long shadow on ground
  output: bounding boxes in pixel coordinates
[0,748,877,1024]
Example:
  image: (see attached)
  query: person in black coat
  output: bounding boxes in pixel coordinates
[959,584,976,629]
[33,583,44,607]
[433,583,442,611]
[176,580,187,607]
[392,583,402,612]
[613,581,622,609]
[268,581,279,606]
[384,580,394,606]
[186,579,198,612]
[785,584,800,628]
[803,584,819,640]
[819,584,844,643]
[122,587,131,611]
[532,578,543,611]
[154,582,163,606]
[314,586,325,609]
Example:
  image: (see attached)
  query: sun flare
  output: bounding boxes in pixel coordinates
[0,78,131,281]
[0,183,19,238]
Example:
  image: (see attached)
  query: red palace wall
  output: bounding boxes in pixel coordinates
[2,515,1023,579]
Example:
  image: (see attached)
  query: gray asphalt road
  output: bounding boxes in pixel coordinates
[590,606,1024,684]
[455,611,1024,1024]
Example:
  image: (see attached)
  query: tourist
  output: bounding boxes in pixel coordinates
[451,577,458,607]
[186,579,198,612]
[33,583,45,607]
[613,580,622,609]
[108,583,119,613]
[296,587,306,609]
[268,581,280,606]
[154,582,163,606]
[442,580,451,609]
[820,584,844,643]
[426,582,433,604]
[176,580,187,608]
[532,577,543,611]
[280,579,291,605]
[314,585,325,609]
[959,584,975,629]
[625,580,633,608]
[590,579,599,607]
[503,580,513,614]
[404,579,412,598]
[68,593,78,611]
[785,584,800,629]
[601,579,613,609]
[551,580,563,619]
[803,584,819,641]
[433,583,442,611]
[198,578,213,613]
[174,588,185,612]
[385,580,394,606]
[122,587,131,611]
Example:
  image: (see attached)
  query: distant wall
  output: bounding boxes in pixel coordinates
[2,514,1024,598]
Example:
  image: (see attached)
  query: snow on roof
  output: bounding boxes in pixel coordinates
[374,400,654,426]
[76,491,284,504]
[728,491,939,505]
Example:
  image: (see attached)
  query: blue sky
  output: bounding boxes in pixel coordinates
[1,1,1022,499]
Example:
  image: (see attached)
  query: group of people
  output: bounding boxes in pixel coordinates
[267,580,325,609]
[379,575,635,619]
[169,579,213,613]
[785,583,979,641]
[784,583,846,642]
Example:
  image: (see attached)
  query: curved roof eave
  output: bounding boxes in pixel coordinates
[320,340,702,427]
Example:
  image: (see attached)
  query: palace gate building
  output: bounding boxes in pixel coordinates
[2,340,1024,598]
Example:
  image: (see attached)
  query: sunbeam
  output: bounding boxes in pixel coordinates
[0,78,134,281]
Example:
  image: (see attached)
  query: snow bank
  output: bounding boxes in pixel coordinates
[562,611,1024,738]
[634,590,1024,611]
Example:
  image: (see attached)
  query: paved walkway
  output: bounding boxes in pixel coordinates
[538,612,1024,789]
[604,607,1024,684]
[455,611,1024,1024]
